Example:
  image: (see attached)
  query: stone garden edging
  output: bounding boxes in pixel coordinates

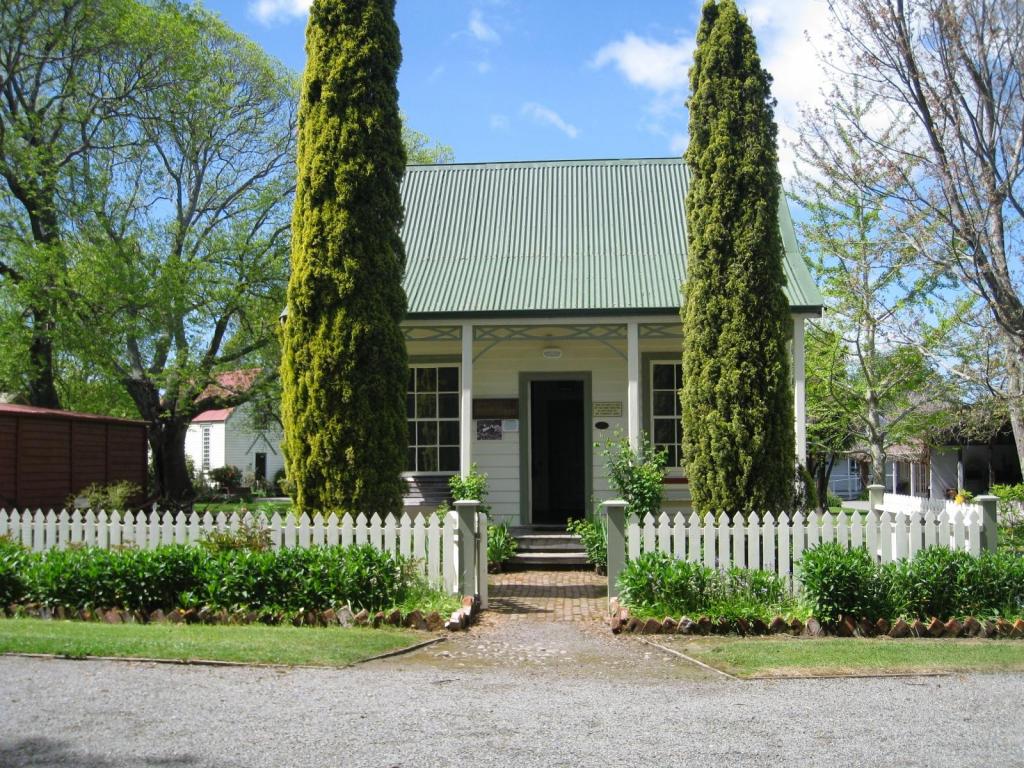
[608,597,1024,639]
[5,594,482,633]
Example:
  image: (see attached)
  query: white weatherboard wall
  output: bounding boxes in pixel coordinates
[184,421,225,472]
[223,405,285,482]
[408,332,680,526]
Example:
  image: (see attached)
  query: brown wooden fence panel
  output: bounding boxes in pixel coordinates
[17,417,72,509]
[0,415,16,507]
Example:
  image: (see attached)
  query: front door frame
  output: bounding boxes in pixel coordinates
[518,371,593,525]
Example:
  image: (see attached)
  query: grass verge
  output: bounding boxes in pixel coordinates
[0,618,425,668]
[669,636,1024,678]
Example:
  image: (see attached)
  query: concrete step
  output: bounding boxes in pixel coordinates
[510,551,590,567]
[514,534,585,553]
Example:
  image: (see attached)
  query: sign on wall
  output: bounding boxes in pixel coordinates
[593,401,623,418]
[472,398,519,419]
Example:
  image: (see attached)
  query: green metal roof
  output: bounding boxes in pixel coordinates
[400,157,823,318]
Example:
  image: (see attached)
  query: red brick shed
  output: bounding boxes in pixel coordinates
[0,404,148,510]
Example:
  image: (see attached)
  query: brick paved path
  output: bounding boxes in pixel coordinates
[488,569,607,622]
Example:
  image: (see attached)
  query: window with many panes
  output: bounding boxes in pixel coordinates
[406,365,460,473]
[650,361,683,468]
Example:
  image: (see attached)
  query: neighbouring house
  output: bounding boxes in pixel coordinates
[0,404,148,510]
[184,370,284,491]
[391,158,823,524]
[829,425,1021,501]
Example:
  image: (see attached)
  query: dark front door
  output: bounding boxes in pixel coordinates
[530,380,585,526]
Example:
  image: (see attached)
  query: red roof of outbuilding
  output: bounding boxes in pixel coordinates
[190,369,260,424]
[192,408,234,423]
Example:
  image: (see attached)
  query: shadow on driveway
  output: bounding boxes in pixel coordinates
[0,737,210,768]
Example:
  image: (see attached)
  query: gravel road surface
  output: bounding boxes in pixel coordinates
[2,619,1022,767]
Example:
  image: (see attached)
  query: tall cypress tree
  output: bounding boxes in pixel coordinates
[680,0,794,513]
[281,0,408,515]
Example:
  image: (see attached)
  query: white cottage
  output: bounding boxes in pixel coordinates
[397,158,823,526]
[184,370,284,489]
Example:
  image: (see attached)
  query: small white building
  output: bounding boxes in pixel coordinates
[184,371,284,490]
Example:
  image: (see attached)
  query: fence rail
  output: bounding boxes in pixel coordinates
[606,488,1000,598]
[0,506,489,601]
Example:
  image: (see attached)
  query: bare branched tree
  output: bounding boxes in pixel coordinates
[824,0,1024,473]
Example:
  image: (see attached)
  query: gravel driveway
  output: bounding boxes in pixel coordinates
[2,619,1023,767]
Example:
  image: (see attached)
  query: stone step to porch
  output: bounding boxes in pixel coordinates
[509,550,590,568]
[513,534,586,553]
[507,528,589,568]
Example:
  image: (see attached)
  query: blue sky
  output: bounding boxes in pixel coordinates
[202,0,829,168]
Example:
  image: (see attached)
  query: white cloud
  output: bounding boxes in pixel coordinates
[745,0,835,178]
[592,33,693,93]
[248,0,310,25]
[521,102,578,139]
[490,113,510,131]
[469,9,500,44]
[593,3,833,168]
[477,61,492,74]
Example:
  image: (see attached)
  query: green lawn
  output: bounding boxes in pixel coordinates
[192,500,293,516]
[0,618,426,667]
[669,635,1024,678]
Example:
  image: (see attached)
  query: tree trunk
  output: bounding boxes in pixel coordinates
[1004,345,1024,484]
[149,418,194,505]
[27,307,60,409]
[123,377,195,505]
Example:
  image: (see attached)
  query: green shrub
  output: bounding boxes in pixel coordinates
[617,551,799,621]
[599,431,666,518]
[953,551,1024,618]
[826,492,843,510]
[566,516,607,569]
[200,518,273,553]
[886,547,975,621]
[798,542,893,625]
[0,537,33,606]
[194,545,405,614]
[66,481,143,511]
[27,545,207,612]
[272,467,290,497]
[20,542,408,615]
[448,464,492,518]
[208,465,243,493]
[799,543,1024,623]
[618,552,716,616]
[486,523,518,568]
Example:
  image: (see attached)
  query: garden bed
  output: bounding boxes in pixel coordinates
[611,544,1024,640]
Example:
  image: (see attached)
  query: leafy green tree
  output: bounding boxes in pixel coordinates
[61,4,296,503]
[804,326,857,510]
[0,0,176,407]
[281,0,409,515]
[402,115,455,164]
[794,84,952,488]
[680,0,794,513]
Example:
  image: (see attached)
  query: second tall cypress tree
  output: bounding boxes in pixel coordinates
[680,0,794,513]
[281,0,408,515]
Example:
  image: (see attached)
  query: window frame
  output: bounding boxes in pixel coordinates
[645,357,684,474]
[403,361,461,476]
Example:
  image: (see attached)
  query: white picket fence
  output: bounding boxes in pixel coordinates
[620,496,989,588]
[0,507,488,597]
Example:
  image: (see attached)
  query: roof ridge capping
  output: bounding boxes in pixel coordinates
[405,156,685,170]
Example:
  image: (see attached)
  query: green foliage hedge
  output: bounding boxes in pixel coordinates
[800,542,1024,624]
[566,516,607,569]
[2,541,410,614]
[618,551,801,621]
